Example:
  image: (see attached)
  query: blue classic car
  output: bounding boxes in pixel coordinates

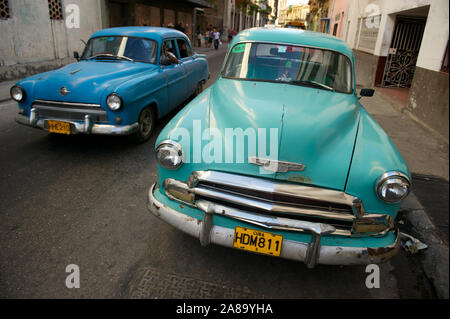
[148,28,411,268]
[11,27,209,142]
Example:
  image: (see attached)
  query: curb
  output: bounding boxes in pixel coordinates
[399,193,449,299]
[0,98,12,104]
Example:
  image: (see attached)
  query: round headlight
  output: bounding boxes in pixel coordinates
[10,86,25,102]
[156,140,183,170]
[376,171,411,203]
[106,93,122,111]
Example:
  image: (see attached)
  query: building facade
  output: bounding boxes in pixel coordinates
[327,0,348,38]
[278,0,309,26]
[307,0,330,32]
[344,0,449,142]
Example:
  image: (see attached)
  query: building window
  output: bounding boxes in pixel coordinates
[332,23,338,36]
[441,40,449,73]
[48,0,63,20]
[0,0,10,19]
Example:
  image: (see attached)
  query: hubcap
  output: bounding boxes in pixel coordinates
[140,109,153,136]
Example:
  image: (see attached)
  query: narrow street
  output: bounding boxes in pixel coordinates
[0,50,438,299]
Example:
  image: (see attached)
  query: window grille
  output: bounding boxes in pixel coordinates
[48,0,63,20]
[0,0,10,19]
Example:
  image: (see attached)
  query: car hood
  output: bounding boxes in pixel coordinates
[33,61,158,104]
[205,78,360,191]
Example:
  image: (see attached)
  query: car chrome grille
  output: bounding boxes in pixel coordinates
[162,171,395,237]
[32,99,108,123]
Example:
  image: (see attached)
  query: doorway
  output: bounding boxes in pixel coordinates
[382,15,427,88]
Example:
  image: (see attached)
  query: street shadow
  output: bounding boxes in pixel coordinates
[41,97,194,155]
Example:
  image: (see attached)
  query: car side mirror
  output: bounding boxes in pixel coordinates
[73,51,80,61]
[360,88,375,98]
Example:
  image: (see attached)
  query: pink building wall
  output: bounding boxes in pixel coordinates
[328,0,348,38]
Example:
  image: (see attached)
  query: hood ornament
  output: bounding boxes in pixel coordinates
[69,68,82,76]
[59,87,70,96]
[249,157,306,173]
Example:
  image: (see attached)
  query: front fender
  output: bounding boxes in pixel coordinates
[112,68,167,124]
[345,107,411,217]
[156,87,213,192]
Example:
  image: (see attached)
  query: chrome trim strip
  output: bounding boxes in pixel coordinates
[34,99,101,108]
[147,184,401,267]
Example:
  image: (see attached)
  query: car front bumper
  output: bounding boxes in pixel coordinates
[147,183,401,268]
[16,111,139,136]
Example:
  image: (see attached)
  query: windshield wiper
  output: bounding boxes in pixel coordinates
[290,80,334,91]
[87,54,134,62]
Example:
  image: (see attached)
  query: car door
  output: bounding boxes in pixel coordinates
[175,38,196,98]
[161,39,186,110]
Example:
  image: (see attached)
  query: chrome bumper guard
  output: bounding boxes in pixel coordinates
[16,108,139,136]
[147,184,400,268]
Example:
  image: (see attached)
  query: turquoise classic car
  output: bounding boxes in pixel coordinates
[11,27,209,142]
[147,28,411,267]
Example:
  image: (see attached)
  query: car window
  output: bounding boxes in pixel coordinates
[176,39,192,59]
[222,42,353,93]
[161,40,178,59]
[82,36,157,63]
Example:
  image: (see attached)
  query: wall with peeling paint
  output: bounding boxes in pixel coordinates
[407,67,449,142]
[0,0,106,80]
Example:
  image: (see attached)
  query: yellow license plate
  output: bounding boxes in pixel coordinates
[47,120,71,135]
[233,227,283,257]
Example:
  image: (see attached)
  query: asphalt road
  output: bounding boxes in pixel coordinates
[0,52,436,299]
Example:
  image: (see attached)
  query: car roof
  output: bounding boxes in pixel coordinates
[90,27,188,42]
[231,27,354,58]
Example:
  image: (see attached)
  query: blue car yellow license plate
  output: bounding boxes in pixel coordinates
[47,120,71,135]
[233,227,283,257]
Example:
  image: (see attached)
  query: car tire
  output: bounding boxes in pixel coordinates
[194,81,204,97]
[131,106,155,144]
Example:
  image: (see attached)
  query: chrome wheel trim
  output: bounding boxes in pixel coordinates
[140,108,153,136]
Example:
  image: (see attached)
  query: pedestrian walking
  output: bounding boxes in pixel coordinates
[213,28,220,50]
[197,31,202,47]
[204,28,210,48]
[209,29,214,48]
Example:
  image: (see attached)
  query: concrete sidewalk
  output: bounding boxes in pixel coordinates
[362,89,449,181]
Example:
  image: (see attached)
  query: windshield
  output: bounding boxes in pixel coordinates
[222,42,353,93]
[82,36,158,63]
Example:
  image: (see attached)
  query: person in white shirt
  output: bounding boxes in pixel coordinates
[213,28,220,50]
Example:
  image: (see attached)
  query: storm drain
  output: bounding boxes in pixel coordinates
[128,266,264,299]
